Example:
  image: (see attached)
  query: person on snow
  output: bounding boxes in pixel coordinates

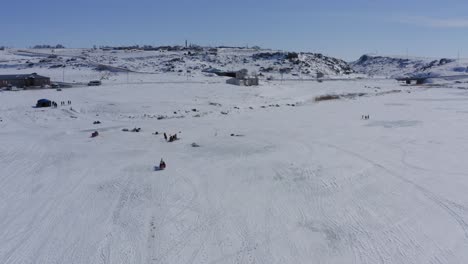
[164,133,167,141]
[159,158,166,170]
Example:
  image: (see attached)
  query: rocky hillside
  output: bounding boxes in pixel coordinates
[0,47,354,79]
[351,54,468,78]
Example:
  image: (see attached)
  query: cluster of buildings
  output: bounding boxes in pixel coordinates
[203,68,260,86]
[0,69,260,90]
[226,69,259,86]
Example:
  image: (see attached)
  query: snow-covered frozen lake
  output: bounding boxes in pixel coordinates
[2,78,468,263]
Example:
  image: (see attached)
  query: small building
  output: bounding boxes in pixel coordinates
[396,77,427,85]
[226,69,259,86]
[36,99,52,108]
[0,73,51,88]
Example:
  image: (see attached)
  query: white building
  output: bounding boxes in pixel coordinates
[226,69,259,86]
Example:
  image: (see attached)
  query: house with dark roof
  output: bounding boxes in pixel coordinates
[0,73,50,88]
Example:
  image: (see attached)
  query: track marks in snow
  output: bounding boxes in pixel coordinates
[312,140,468,262]
[270,138,466,263]
[145,170,219,264]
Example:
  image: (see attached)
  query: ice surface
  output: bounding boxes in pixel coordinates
[2,49,468,264]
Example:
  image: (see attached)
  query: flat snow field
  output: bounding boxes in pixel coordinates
[2,79,468,264]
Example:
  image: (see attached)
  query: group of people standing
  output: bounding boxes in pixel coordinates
[362,115,370,120]
[51,100,72,108]
[163,132,179,142]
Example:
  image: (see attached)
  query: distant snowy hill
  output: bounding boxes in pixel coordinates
[351,54,468,78]
[0,47,354,81]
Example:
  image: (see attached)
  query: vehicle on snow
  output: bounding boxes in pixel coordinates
[88,80,102,86]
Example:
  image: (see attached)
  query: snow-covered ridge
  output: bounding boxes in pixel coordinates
[351,54,468,78]
[0,47,353,80]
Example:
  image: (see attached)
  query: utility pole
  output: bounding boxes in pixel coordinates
[62,66,65,82]
[301,52,304,81]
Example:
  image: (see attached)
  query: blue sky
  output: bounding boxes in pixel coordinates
[1,0,468,60]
